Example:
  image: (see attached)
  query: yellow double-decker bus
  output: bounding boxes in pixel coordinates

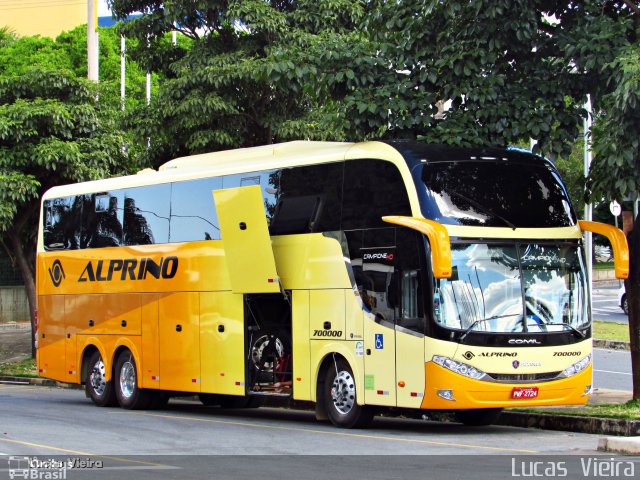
[36,141,628,428]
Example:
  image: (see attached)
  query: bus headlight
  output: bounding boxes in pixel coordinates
[432,356,487,380]
[560,354,592,378]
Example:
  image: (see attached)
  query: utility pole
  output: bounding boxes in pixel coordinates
[87,0,99,81]
[584,95,593,309]
[121,35,126,110]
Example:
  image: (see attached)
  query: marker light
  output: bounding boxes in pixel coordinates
[560,354,591,378]
[432,356,487,380]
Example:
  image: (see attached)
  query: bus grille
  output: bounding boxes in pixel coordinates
[486,372,562,383]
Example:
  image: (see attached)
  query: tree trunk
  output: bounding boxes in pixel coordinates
[627,211,640,400]
[7,201,39,358]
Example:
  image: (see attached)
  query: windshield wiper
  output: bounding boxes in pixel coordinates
[459,314,521,341]
[449,191,517,230]
[526,321,586,339]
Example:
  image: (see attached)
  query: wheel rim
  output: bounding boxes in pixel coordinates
[90,358,107,396]
[330,370,356,415]
[251,335,284,372]
[119,360,136,399]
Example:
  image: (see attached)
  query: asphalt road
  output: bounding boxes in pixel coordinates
[1,385,638,480]
[593,347,632,392]
[592,284,627,323]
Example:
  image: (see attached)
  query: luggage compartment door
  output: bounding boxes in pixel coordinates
[214,185,281,294]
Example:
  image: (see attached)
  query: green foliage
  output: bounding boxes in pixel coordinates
[56,25,159,111]
[0,35,74,77]
[111,0,639,170]
[590,45,640,203]
[0,68,131,232]
[554,139,586,208]
[111,0,378,165]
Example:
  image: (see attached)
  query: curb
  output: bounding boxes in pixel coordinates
[0,376,81,389]
[598,436,640,455]
[497,411,640,436]
[593,339,631,350]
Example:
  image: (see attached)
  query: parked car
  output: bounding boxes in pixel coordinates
[618,285,628,315]
[594,245,613,263]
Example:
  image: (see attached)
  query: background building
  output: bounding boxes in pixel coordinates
[0,0,90,38]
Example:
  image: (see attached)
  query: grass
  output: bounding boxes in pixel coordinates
[593,261,615,270]
[518,400,640,420]
[0,357,37,378]
[593,320,630,342]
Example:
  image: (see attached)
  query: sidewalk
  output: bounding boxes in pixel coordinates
[497,388,640,455]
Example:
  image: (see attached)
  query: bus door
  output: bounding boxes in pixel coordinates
[354,228,426,408]
[348,229,397,407]
[213,185,284,393]
[392,229,426,409]
[213,185,281,295]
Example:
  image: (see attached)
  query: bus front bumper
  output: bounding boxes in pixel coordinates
[420,361,593,410]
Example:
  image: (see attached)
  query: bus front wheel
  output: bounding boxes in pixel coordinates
[454,408,503,426]
[114,351,152,409]
[324,359,373,428]
[85,350,116,407]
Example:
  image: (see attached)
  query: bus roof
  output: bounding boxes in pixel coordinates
[41,141,405,200]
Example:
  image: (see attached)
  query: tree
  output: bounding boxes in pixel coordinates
[361,0,640,399]
[109,0,380,166]
[55,25,155,111]
[110,0,640,395]
[0,68,131,355]
[590,43,640,399]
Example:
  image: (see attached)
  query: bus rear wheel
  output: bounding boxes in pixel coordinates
[114,351,152,409]
[324,359,373,428]
[454,408,503,426]
[86,350,116,407]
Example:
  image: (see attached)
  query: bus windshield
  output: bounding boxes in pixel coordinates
[433,243,588,334]
[419,160,576,228]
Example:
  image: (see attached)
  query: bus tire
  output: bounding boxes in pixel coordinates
[85,350,116,407]
[324,359,373,428]
[114,350,152,410]
[454,408,503,426]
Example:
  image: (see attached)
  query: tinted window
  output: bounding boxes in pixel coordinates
[420,161,575,227]
[270,163,343,235]
[81,192,124,248]
[346,228,424,334]
[223,170,280,227]
[342,159,411,230]
[123,184,170,245]
[43,196,83,250]
[170,177,222,242]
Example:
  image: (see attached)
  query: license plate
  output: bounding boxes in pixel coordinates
[511,387,539,399]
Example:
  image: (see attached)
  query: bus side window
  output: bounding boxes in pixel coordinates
[342,159,411,230]
[82,192,124,248]
[170,177,222,242]
[270,163,342,235]
[394,229,425,334]
[123,184,170,246]
[360,228,396,325]
[43,196,82,251]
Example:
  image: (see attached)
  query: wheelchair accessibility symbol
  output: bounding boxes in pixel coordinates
[375,334,384,349]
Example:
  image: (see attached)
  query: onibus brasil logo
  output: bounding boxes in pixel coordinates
[8,456,104,478]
